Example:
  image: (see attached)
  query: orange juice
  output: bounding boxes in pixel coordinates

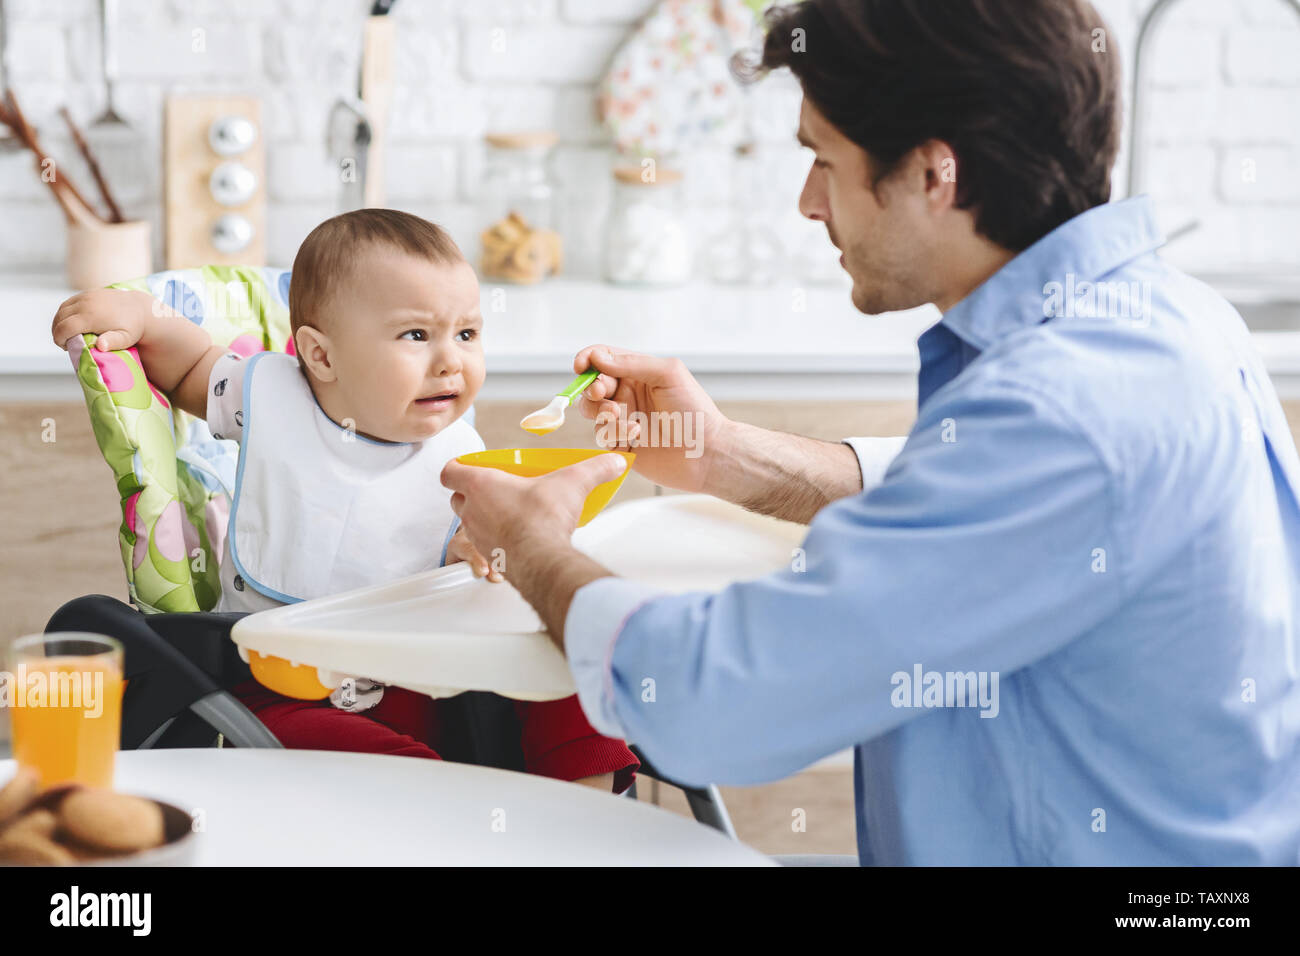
[10,656,123,788]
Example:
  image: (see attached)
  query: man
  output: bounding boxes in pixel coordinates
[442,0,1300,864]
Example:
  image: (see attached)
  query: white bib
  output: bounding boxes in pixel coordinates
[225,351,483,606]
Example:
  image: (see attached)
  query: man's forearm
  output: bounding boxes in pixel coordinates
[507,534,615,651]
[704,420,863,524]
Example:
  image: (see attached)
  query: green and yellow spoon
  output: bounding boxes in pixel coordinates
[519,369,600,436]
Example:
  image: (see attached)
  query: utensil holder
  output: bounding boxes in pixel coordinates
[66,219,152,291]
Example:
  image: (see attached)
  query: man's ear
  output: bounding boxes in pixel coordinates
[915,139,959,212]
[294,325,337,383]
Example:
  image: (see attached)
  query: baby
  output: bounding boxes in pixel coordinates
[51,208,637,791]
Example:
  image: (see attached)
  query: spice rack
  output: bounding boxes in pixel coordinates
[163,94,266,269]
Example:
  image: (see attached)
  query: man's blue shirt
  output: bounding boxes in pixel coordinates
[565,196,1300,864]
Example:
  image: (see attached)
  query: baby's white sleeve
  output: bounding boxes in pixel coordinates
[206,352,250,444]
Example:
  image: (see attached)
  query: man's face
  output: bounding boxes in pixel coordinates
[797,98,941,315]
[315,249,486,443]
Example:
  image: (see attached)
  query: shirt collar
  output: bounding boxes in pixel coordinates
[940,195,1166,351]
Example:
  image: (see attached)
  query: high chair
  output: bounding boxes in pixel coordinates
[47,264,736,837]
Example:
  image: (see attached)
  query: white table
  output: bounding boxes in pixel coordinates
[0,750,773,866]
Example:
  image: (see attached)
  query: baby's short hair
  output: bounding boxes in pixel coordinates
[288,208,464,339]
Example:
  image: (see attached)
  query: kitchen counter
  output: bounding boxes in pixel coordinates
[5,270,1300,402]
[0,270,930,402]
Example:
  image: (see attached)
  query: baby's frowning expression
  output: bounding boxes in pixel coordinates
[294,246,485,444]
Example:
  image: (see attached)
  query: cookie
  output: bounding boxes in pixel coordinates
[0,829,75,866]
[29,783,83,815]
[0,767,40,827]
[3,808,57,840]
[480,211,560,284]
[59,836,133,862]
[58,788,165,853]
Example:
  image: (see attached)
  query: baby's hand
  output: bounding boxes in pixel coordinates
[50,289,159,353]
[447,526,503,582]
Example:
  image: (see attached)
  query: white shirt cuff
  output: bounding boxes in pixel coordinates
[564,576,665,740]
[842,435,908,490]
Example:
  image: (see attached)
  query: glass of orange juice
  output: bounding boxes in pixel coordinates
[5,632,124,788]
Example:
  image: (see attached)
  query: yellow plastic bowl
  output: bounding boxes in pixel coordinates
[247,650,333,700]
[455,448,635,527]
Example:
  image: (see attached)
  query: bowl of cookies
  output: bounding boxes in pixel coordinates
[0,767,198,866]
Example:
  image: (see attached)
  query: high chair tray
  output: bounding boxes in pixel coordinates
[230,494,805,701]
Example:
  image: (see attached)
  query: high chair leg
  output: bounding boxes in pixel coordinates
[190,691,282,749]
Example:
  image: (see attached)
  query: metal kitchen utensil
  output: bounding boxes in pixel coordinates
[326,97,371,213]
[322,0,396,212]
[92,0,130,131]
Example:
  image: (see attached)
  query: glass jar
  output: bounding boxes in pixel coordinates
[477,131,563,284]
[706,142,785,284]
[603,165,691,286]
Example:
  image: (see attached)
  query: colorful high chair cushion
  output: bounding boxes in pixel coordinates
[68,266,294,614]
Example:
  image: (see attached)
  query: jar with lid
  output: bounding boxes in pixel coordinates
[477,131,563,284]
[602,165,690,286]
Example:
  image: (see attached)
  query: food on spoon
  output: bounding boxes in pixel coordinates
[520,405,565,435]
[519,371,601,436]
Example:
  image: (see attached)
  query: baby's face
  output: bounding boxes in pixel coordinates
[317,248,485,443]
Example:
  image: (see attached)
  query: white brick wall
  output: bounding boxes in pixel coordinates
[0,0,1297,275]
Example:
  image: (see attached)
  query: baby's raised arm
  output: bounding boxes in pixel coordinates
[51,289,227,421]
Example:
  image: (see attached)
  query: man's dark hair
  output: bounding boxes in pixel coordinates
[757,0,1121,252]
